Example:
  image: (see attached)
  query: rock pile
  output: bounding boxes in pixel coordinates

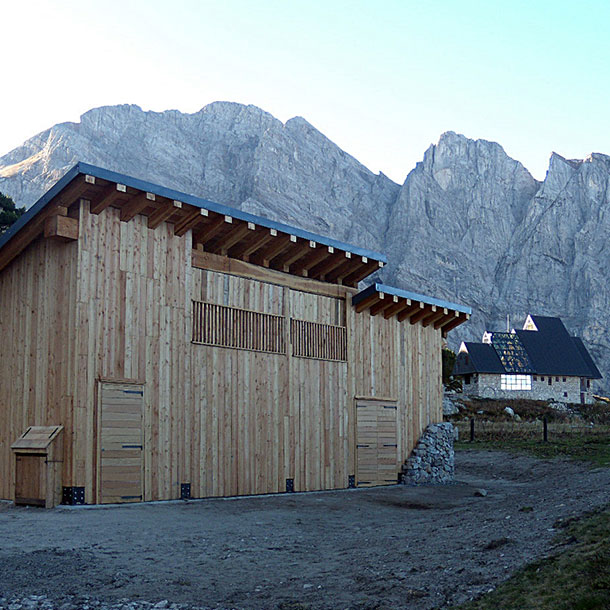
[401,422,455,485]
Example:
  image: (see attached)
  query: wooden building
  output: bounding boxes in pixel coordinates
[0,163,470,505]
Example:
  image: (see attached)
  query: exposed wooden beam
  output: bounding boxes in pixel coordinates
[147,200,182,230]
[297,246,333,276]
[423,307,448,327]
[273,240,315,271]
[192,249,355,299]
[120,191,155,222]
[370,294,399,316]
[192,215,227,246]
[90,183,128,215]
[250,234,297,267]
[325,256,357,283]
[229,228,277,260]
[383,298,412,320]
[397,301,424,323]
[54,175,95,208]
[435,311,459,330]
[215,222,256,255]
[44,214,79,242]
[441,313,470,336]
[343,259,384,287]
[410,304,435,325]
[354,292,383,314]
[174,207,210,237]
[308,251,352,281]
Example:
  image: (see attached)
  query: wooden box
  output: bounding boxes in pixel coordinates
[11,426,64,508]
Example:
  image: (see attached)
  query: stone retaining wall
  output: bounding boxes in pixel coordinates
[401,422,454,485]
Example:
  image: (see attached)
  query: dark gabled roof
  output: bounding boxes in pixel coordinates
[454,342,505,375]
[454,314,602,380]
[514,328,594,378]
[527,315,569,335]
[571,337,603,379]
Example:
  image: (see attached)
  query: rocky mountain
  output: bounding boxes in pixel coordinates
[0,103,608,393]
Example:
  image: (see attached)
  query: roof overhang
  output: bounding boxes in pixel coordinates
[352,283,470,335]
[0,162,387,286]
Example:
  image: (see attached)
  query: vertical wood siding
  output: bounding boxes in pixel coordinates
[0,201,443,502]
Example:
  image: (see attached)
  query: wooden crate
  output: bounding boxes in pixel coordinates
[11,426,64,508]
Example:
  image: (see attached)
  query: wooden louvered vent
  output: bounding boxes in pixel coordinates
[291,319,347,362]
[192,301,285,354]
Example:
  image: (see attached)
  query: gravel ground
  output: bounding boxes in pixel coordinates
[0,450,609,610]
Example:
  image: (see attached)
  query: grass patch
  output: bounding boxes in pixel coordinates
[455,437,610,467]
[456,505,610,609]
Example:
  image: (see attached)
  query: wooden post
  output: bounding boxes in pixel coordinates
[543,417,548,442]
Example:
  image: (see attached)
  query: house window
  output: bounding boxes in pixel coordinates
[555,377,559,382]
[564,392,568,398]
[291,319,347,361]
[541,376,544,381]
[533,376,537,381]
[500,374,532,391]
[192,301,286,354]
[548,377,552,386]
[563,377,566,382]
[587,380,590,388]
[464,374,471,385]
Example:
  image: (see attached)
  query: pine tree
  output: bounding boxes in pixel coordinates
[0,192,25,234]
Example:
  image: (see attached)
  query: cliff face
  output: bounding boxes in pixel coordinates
[0,103,398,251]
[0,103,607,392]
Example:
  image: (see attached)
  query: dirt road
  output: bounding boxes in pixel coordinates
[1,450,609,609]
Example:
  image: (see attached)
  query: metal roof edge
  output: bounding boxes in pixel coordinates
[76,163,388,262]
[0,164,82,252]
[352,282,471,314]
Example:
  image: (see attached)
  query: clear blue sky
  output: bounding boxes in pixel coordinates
[3,0,609,182]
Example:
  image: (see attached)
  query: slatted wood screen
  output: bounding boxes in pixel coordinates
[291,319,347,361]
[192,301,286,354]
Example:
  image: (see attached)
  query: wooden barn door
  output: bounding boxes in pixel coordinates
[356,399,398,487]
[99,382,144,503]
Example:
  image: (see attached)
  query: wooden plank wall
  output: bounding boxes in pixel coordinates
[0,199,443,502]
[0,235,78,500]
[74,201,192,502]
[346,307,443,480]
